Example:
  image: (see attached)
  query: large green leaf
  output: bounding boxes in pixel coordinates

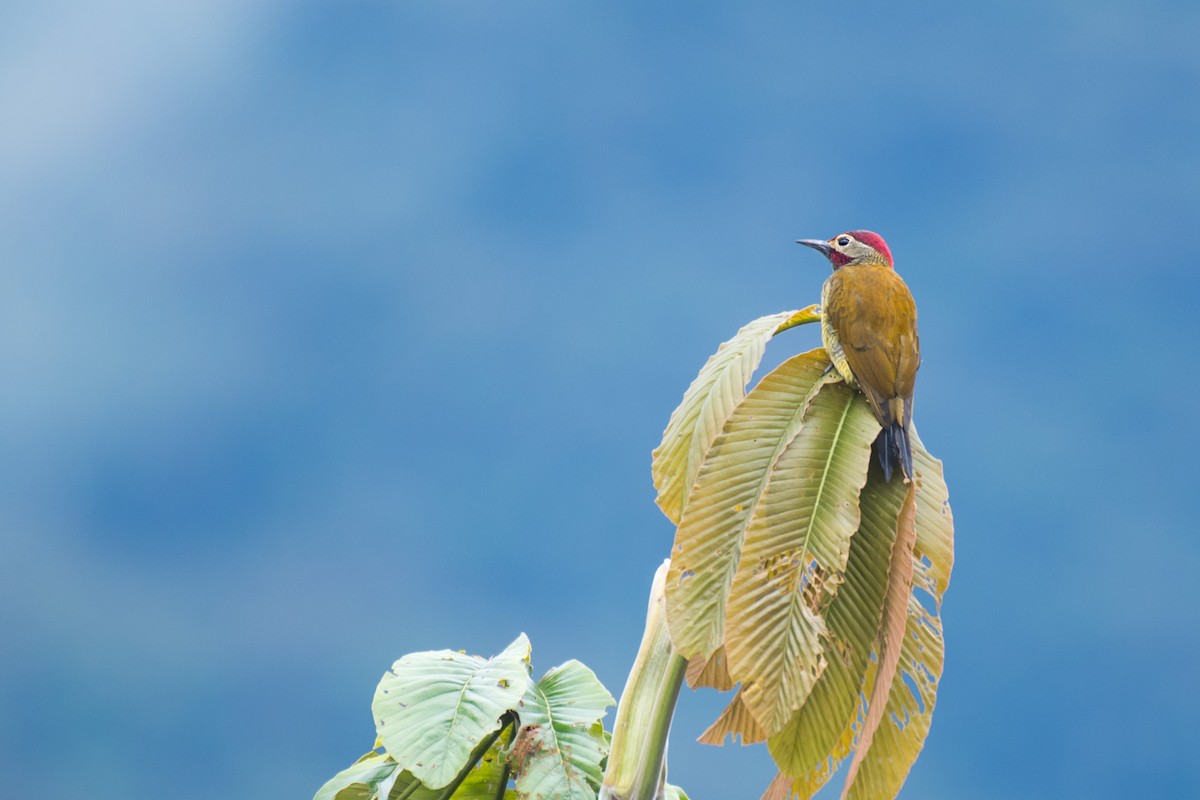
[723,381,881,734]
[372,635,533,790]
[665,349,833,661]
[764,458,905,794]
[652,307,820,524]
[511,660,616,800]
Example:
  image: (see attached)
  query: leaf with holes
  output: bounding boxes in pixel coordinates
[764,455,906,797]
[722,381,881,735]
[910,430,954,602]
[511,660,615,800]
[665,349,834,661]
[652,307,820,524]
[372,635,532,790]
[843,437,953,800]
[763,431,954,800]
[842,592,944,800]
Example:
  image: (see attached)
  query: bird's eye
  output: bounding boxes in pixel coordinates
[837,237,850,246]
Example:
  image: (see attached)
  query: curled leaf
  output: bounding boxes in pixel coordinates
[652,308,819,524]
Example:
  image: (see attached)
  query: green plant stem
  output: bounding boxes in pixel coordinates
[428,712,516,800]
[492,756,512,800]
[392,779,421,800]
[600,560,688,800]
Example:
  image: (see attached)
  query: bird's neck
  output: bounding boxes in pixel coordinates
[838,259,892,271]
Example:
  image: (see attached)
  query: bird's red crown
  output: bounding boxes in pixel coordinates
[847,230,893,267]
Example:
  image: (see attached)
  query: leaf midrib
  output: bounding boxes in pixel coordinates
[733,371,840,573]
[792,390,856,576]
[525,683,590,799]
[776,390,856,699]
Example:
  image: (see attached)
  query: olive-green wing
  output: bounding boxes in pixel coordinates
[824,266,919,427]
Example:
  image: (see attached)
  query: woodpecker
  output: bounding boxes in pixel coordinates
[796,231,920,482]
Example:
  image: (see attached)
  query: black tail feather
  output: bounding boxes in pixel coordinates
[874,422,913,483]
[874,428,894,483]
[896,421,914,481]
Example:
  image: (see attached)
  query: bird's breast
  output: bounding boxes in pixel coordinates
[820,278,858,388]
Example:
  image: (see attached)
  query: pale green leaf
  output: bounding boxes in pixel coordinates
[313,751,396,800]
[372,635,532,790]
[652,308,819,524]
[723,381,881,734]
[519,660,616,730]
[665,349,833,660]
[376,764,438,800]
[312,752,438,800]
[511,660,616,800]
[663,784,691,800]
[511,723,608,800]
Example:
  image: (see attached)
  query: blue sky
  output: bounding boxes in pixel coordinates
[2,2,1198,798]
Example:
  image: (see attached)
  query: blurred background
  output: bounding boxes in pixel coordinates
[2,2,1198,798]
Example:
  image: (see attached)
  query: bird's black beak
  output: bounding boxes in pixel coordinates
[796,238,833,258]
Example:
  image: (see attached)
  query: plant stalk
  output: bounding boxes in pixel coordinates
[429,712,516,800]
[600,560,688,800]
